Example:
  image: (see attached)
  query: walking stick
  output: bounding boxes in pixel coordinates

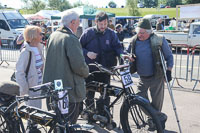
[159,49,182,133]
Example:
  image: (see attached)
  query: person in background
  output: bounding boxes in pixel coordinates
[169,17,176,30]
[36,22,41,27]
[16,33,24,45]
[76,25,83,38]
[115,24,125,49]
[41,22,47,32]
[80,12,131,116]
[115,24,125,42]
[108,19,115,30]
[16,33,24,49]
[15,25,44,132]
[43,11,89,124]
[156,18,164,30]
[128,18,173,131]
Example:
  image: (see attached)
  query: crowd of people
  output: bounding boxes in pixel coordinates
[14,10,173,132]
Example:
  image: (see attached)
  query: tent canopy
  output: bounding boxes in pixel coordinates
[36,10,61,20]
[51,6,115,20]
[26,14,46,20]
[115,16,142,19]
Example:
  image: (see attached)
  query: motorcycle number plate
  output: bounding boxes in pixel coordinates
[120,69,133,88]
[58,90,69,114]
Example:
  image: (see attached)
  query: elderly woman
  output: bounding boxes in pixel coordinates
[16,25,44,132]
[16,25,44,108]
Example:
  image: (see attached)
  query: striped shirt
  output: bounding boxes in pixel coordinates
[31,47,43,85]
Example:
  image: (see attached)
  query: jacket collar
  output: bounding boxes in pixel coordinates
[23,42,42,52]
[23,41,32,51]
[57,26,74,35]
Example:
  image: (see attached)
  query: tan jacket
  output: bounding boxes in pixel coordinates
[16,42,44,96]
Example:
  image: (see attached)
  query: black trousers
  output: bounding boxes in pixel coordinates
[85,72,110,109]
[66,102,80,124]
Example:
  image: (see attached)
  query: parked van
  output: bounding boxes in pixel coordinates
[143,14,169,28]
[0,10,29,46]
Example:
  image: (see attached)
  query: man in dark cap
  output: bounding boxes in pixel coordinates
[128,18,173,131]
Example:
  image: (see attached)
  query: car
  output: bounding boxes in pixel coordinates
[165,6,171,8]
[137,3,144,8]
[160,4,165,8]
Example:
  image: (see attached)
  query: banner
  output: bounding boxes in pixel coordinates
[180,6,200,19]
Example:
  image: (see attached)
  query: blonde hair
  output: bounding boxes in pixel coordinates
[24,25,42,43]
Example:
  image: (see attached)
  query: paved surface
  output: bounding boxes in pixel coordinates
[0,61,200,133]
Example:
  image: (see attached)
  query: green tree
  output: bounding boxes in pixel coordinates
[21,0,46,12]
[48,0,72,11]
[158,0,182,7]
[108,1,117,8]
[143,0,156,8]
[126,0,140,16]
[185,0,200,4]
[30,0,46,12]
[73,1,84,8]
[21,0,30,9]
[166,0,182,7]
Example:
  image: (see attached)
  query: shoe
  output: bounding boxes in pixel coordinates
[148,118,156,131]
[159,113,167,130]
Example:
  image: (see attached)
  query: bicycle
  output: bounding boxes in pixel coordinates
[80,63,163,133]
[0,80,93,133]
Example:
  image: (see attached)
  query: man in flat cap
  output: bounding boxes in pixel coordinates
[128,18,173,131]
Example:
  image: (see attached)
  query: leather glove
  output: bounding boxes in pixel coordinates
[166,70,172,82]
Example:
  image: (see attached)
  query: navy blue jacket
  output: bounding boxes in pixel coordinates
[80,27,123,70]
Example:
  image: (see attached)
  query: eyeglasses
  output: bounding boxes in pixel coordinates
[137,31,147,35]
[39,33,44,36]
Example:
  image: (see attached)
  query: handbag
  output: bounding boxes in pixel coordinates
[11,52,32,82]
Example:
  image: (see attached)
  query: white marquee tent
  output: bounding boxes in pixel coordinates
[36,10,61,20]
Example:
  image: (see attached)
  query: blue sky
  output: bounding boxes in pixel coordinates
[0,0,126,9]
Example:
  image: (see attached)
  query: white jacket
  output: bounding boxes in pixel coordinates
[16,42,44,108]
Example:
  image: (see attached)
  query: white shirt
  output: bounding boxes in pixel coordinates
[31,47,43,84]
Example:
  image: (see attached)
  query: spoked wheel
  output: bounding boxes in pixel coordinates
[72,130,92,133]
[0,110,12,133]
[52,126,93,133]
[120,99,163,133]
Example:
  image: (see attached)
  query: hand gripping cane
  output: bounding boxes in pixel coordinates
[159,49,182,133]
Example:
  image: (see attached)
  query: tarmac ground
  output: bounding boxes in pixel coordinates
[0,61,200,133]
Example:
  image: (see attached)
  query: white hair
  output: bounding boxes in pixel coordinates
[61,11,79,27]
[135,27,152,34]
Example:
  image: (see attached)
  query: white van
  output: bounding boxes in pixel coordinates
[0,10,29,46]
[143,14,169,28]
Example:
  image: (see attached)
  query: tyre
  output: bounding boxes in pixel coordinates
[52,127,92,133]
[0,110,12,132]
[120,99,163,133]
[70,130,92,133]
